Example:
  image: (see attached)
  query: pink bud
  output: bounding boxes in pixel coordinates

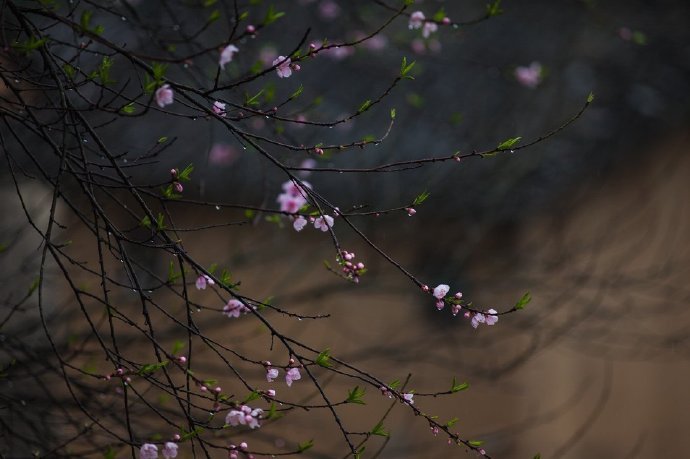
[173,182,183,193]
[240,442,248,450]
[116,368,124,376]
[214,386,222,393]
[200,385,207,392]
[178,356,187,364]
[170,168,178,177]
[245,24,256,34]
[454,292,463,299]
[173,434,181,441]
[442,17,451,25]
[309,43,317,51]
[406,207,416,216]
[291,63,301,72]
[289,358,295,365]
[315,147,324,155]
[356,262,364,269]
[421,284,430,292]
[267,389,276,397]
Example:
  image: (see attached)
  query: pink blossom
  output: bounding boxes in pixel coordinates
[212,101,226,117]
[155,84,174,108]
[313,215,334,232]
[411,39,426,55]
[471,313,486,329]
[285,367,301,387]
[319,0,341,20]
[266,368,279,382]
[208,143,238,166]
[140,443,158,459]
[223,299,252,318]
[273,56,292,78]
[267,389,276,397]
[293,216,308,231]
[403,392,414,405]
[297,158,317,177]
[278,194,307,213]
[436,300,445,310]
[219,44,239,69]
[162,442,178,459]
[433,284,450,299]
[409,11,425,30]
[195,274,214,290]
[485,308,499,326]
[282,179,312,196]
[226,405,263,429]
[515,62,543,88]
[422,22,438,38]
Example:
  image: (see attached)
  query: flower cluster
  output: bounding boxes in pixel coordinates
[226,405,264,429]
[264,360,302,387]
[428,284,499,328]
[339,250,366,282]
[408,11,449,39]
[228,441,252,459]
[277,179,311,213]
[223,299,253,318]
[139,442,178,459]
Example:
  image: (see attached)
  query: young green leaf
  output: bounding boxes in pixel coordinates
[346,385,366,404]
[451,377,469,393]
[297,440,314,452]
[514,291,531,310]
[587,91,595,103]
[412,190,431,206]
[497,136,522,150]
[370,420,389,437]
[358,99,372,113]
[315,348,333,368]
[469,440,484,447]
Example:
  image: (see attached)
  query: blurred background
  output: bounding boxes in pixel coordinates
[2,0,690,457]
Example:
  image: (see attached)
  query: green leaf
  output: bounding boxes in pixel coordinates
[137,360,169,376]
[171,340,185,355]
[266,401,283,420]
[412,190,430,206]
[157,136,168,144]
[141,215,151,229]
[346,385,366,404]
[12,36,47,54]
[315,348,333,368]
[63,63,76,79]
[390,108,396,119]
[400,56,416,78]
[354,446,366,459]
[155,213,165,231]
[445,417,459,428]
[290,84,304,99]
[358,99,372,113]
[370,420,389,437]
[514,291,531,310]
[80,10,93,31]
[244,88,265,106]
[297,440,314,452]
[486,0,503,17]
[264,5,286,25]
[167,261,181,283]
[244,209,256,219]
[208,9,221,22]
[219,269,232,287]
[451,377,469,393]
[388,379,401,390]
[433,7,447,22]
[178,163,194,182]
[28,277,40,295]
[121,102,136,114]
[242,390,261,403]
[587,91,595,103]
[469,440,484,447]
[497,136,522,150]
[103,446,116,459]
